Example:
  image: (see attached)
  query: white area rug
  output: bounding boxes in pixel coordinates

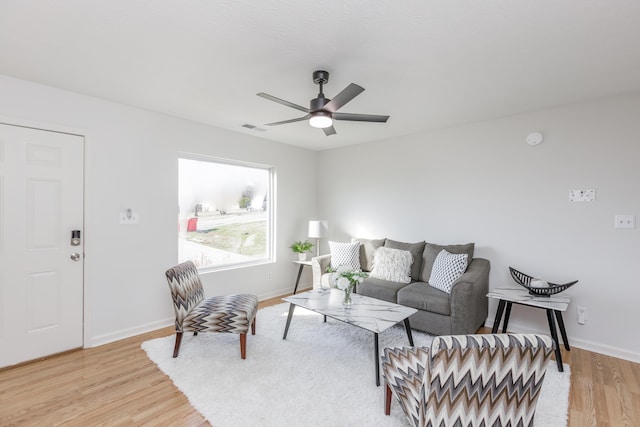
[142,303,570,427]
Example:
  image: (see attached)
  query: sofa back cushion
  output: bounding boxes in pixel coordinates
[420,242,475,283]
[384,239,426,281]
[351,237,386,272]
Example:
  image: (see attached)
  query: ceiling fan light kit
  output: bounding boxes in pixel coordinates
[257,70,390,136]
[309,111,332,128]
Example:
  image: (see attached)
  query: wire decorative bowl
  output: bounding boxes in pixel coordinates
[509,267,578,297]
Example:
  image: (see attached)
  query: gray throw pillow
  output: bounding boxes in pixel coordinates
[420,242,475,282]
[384,239,426,281]
[351,237,386,272]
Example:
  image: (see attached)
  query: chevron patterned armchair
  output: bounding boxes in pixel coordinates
[381,334,554,427]
[165,261,258,359]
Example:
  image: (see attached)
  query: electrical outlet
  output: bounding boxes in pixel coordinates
[614,214,635,229]
[268,272,272,281]
[577,306,587,325]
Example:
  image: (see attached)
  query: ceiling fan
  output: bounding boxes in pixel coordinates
[257,70,390,136]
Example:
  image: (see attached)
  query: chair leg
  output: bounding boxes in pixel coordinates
[251,316,256,335]
[385,384,392,415]
[240,333,247,359]
[193,331,198,336]
[173,332,183,358]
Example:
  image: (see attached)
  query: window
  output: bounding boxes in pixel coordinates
[178,155,274,270]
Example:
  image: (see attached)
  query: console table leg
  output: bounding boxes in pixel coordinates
[374,332,380,387]
[555,310,570,351]
[502,302,512,333]
[491,300,506,333]
[282,304,296,340]
[546,309,564,372]
[293,264,304,294]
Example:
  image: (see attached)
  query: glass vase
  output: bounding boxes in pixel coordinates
[342,285,353,306]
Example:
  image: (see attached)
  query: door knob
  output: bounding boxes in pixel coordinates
[70,253,81,261]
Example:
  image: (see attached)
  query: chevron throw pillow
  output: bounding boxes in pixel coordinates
[428,249,468,293]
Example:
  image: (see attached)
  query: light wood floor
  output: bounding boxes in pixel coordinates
[1,294,639,426]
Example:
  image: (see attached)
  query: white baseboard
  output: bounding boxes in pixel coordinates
[485,318,640,364]
[87,317,174,348]
[257,281,312,300]
[85,285,315,349]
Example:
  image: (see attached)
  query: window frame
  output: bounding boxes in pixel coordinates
[178,152,276,272]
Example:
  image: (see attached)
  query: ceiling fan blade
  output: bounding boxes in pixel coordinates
[322,125,337,136]
[323,83,364,113]
[265,115,310,126]
[333,112,390,123]
[257,93,310,113]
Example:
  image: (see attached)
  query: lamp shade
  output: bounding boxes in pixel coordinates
[308,220,328,238]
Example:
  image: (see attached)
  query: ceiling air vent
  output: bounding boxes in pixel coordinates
[241,124,267,132]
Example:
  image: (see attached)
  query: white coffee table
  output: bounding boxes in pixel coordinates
[282,288,417,386]
[487,287,571,371]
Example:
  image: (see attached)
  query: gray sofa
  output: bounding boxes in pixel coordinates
[311,238,490,336]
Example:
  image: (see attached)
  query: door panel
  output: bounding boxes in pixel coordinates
[0,123,84,368]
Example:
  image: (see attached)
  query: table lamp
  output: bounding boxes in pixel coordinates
[307,220,328,257]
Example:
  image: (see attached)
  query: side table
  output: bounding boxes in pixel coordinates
[292,260,312,294]
[487,288,571,372]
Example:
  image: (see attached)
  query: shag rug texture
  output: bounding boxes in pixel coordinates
[142,303,570,427]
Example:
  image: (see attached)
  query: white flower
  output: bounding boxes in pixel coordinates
[336,277,350,290]
[336,265,352,274]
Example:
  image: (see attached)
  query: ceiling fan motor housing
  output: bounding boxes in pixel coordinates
[310,96,329,111]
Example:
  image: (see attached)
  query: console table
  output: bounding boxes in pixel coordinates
[487,288,570,372]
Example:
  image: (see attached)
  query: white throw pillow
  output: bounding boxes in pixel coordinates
[428,249,468,293]
[369,247,413,283]
[329,241,361,271]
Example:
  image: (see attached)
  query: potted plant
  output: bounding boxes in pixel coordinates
[290,240,314,261]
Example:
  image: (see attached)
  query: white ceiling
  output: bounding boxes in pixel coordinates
[1,1,639,150]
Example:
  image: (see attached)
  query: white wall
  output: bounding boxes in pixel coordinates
[317,93,640,362]
[0,75,316,347]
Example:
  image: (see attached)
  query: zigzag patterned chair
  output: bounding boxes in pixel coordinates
[381,334,554,427]
[165,261,258,359]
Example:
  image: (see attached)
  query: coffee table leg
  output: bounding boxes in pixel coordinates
[374,332,380,386]
[282,304,296,340]
[403,318,414,346]
[555,310,570,351]
[491,300,506,333]
[546,309,564,372]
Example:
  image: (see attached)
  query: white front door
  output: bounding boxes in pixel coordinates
[0,123,84,368]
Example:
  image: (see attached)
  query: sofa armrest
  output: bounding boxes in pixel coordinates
[311,254,332,289]
[449,258,490,334]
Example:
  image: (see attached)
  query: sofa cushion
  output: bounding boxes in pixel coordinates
[358,277,409,303]
[369,247,413,283]
[397,282,451,316]
[384,239,426,281]
[428,250,468,293]
[420,242,475,283]
[329,241,361,271]
[351,237,386,272]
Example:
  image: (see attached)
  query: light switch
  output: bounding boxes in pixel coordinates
[119,209,139,225]
[569,189,595,202]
